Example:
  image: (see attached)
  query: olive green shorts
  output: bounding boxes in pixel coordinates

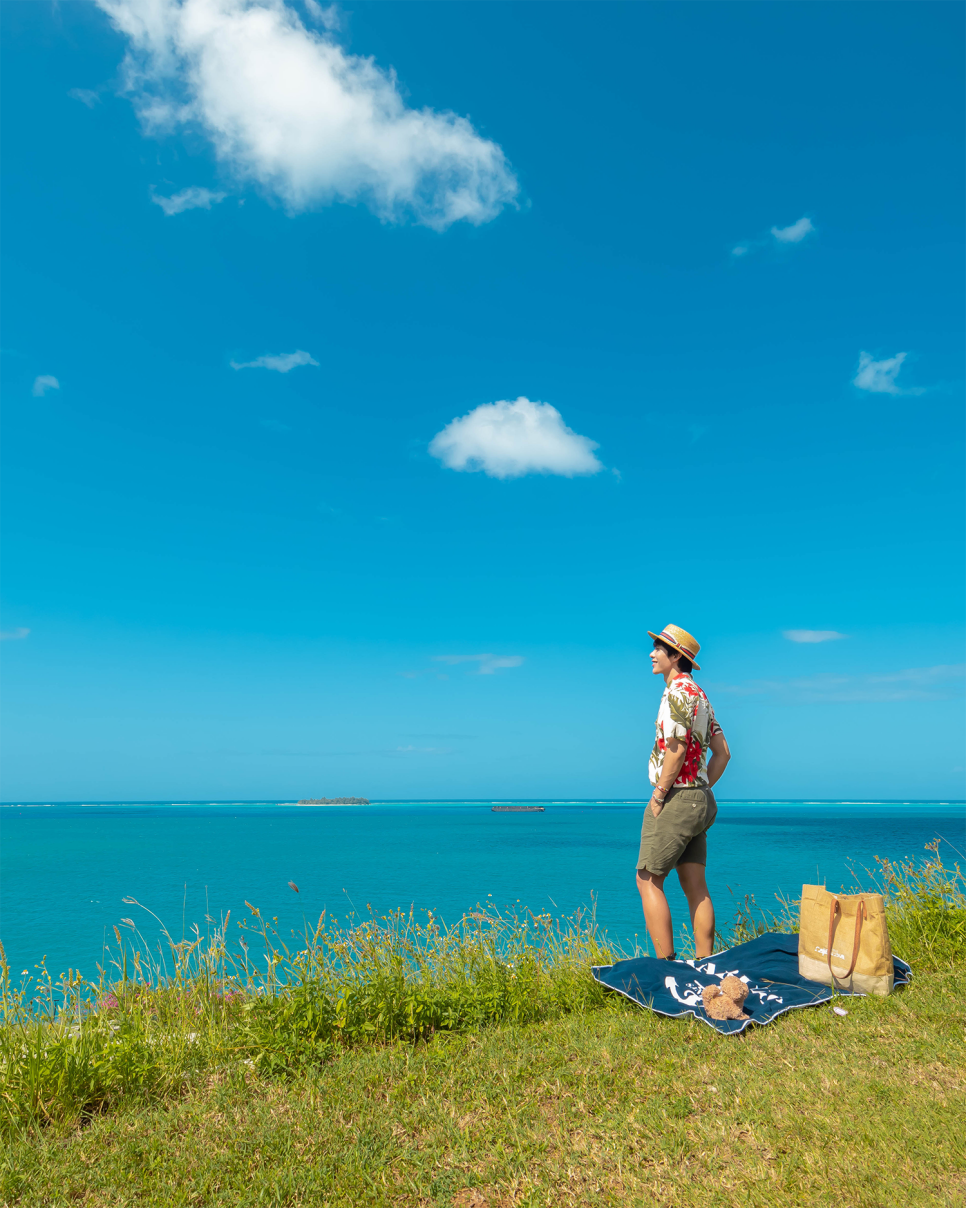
[636,786,717,877]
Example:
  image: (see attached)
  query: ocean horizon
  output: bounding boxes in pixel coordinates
[4,798,961,806]
[3,799,963,986]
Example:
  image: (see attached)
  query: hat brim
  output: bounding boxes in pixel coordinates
[647,630,701,670]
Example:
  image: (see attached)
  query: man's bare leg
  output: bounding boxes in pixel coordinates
[677,863,715,958]
[635,868,675,958]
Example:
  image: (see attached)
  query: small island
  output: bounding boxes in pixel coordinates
[296,796,370,805]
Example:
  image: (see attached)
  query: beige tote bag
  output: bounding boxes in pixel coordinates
[798,885,894,996]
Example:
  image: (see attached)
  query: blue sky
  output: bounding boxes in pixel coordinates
[2,0,963,802]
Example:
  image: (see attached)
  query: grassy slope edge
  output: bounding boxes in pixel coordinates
[3,846,965,1207]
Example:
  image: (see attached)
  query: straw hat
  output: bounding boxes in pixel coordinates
[647,623,701,670]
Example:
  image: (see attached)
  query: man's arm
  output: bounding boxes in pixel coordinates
[650,738,687,815]
[706,731,731,788]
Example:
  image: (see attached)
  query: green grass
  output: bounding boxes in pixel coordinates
[2,843,965,1206]
[866,839,966,971]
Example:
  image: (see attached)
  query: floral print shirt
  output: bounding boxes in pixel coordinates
[649,674,723,788]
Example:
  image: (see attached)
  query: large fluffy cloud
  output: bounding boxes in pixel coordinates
[95,0,518,229]
[429,397,603,479]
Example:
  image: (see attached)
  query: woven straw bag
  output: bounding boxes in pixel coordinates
[798,885,894,996]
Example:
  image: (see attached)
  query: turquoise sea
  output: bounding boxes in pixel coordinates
[1,801,963,982]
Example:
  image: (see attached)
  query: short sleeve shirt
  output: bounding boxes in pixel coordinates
[649,673,723,788]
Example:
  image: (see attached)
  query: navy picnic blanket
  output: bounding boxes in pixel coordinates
[591,931,912,1035]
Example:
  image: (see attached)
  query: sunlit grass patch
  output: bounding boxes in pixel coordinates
[1,898,614,1133]
[1,839,964,1179]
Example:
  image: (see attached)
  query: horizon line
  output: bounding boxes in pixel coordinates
[3,798,963,806]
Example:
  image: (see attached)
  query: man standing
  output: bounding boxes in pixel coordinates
[636,624,731,960]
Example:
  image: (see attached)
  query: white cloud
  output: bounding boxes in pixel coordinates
[714,664,964,705]
[432,654,524,675]
[260,418,292,432]
[429,397,603,479]
[95,0,518,230]
[0,627,30,641]
[853,351,924,396]
[770,216,814,243]
[303,0,340,30]
[394,745,451,755]
[783,630,847,644]
[152,185,226,216]
[32,375,60,397]
[732,215,814,257]
[231,350,319,372]
[68,87,101,107]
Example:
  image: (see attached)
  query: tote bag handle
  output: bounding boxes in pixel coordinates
[826,897,866,983]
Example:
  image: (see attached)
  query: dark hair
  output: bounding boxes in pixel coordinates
[654,639,693,675]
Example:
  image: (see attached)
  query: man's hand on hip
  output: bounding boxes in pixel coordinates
[650,737,687,814]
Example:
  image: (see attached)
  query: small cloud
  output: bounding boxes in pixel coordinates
[304,0,341,30]
[232,350,319,373]
[688,423,708,444]
[770,216,814,244]
[429,397,602,479]
[477,656,524,675]
[68,88,101,108]
[783,630,848,644]
[32,375,60,397]
[853,351,924,396]
[152,186,226,217]
[394,745,452,755]
[731,215,814,258]
[404,732,476,739]
[714,663,964,705]
[432,653,524,675]
[260,418,292,433]
[0,627,30,641]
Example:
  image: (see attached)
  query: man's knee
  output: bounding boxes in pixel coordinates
[636,867,666,892]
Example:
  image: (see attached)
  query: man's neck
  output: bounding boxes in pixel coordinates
[664,666,689,687]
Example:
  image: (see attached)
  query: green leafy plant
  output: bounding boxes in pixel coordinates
[865,838,966,971]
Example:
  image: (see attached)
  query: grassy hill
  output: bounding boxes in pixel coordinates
[3,846,964,1206]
